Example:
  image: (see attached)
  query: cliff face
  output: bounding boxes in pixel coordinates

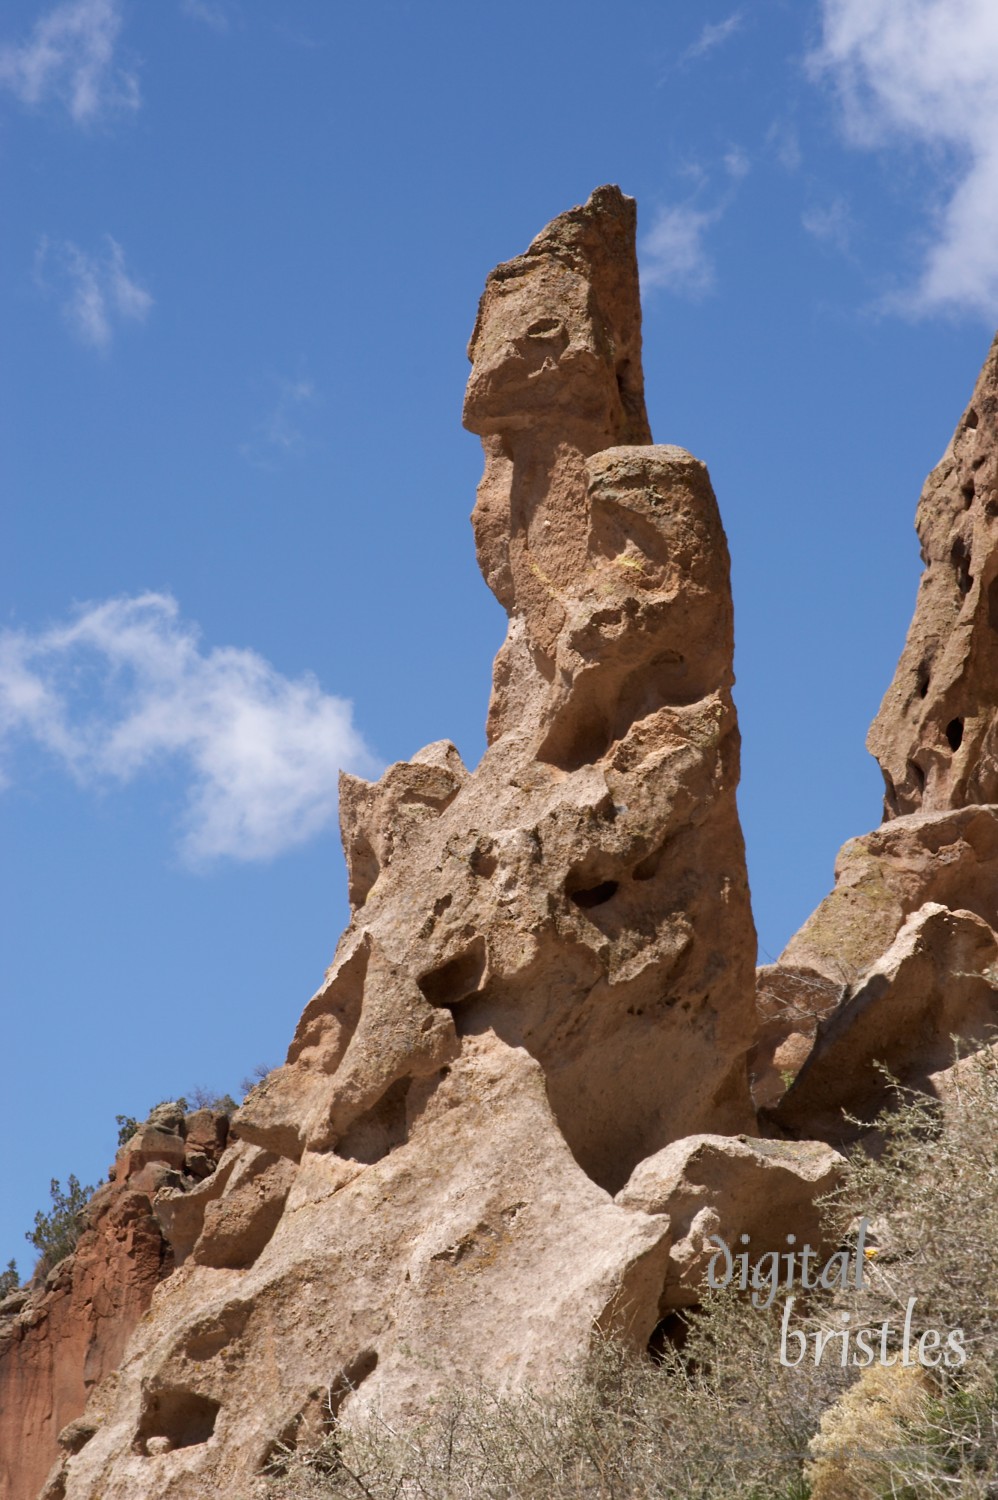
[0,1107,228,1500]
[34,184,762,1500]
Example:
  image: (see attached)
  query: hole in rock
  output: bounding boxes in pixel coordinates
[538,712,612,773]
[916,662,931,698]
[331,1347,379,1409]
[951,537,973,596]
[417,938,487,1008]
[908,759,925,794]
[569,880,619,910]
[136,1388,221,1454]
[648,1310,692,1363]
[337,1077,412,1166]
[946,717,964,752]
[469,845,498,878]
[537,649,706,773]
[961,477,976,507]
[526,317,562,338]
[966,407,979,429]
[881,771,899,817]
[989,576,998,631]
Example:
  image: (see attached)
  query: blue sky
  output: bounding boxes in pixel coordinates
[3,0,997,1274]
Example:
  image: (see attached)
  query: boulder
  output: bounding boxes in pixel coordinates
[616,1133,844,1310]
[774,903,998,1143]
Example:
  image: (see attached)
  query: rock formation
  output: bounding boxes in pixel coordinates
[31,185,768,1500]
[868,333,998,817]
[616,1134,844,1312]
[757,337,998,1131]
[18,184,992,1499]
[0,1106,229,1500]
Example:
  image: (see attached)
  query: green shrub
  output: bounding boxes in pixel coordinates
[186,1086,238,1113]
[26,1175,96,1277]
[0,1259,19,1298]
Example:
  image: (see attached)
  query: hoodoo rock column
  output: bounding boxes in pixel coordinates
[39,188,760,1500]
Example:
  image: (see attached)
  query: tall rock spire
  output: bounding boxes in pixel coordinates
[30,189,759,1499]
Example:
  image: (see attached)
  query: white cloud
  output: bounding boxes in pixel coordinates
[767,119,803,173]
[724,147,751,181]
[0,0,138,124]
[0,595,377,865]
[241,377,318,467]
[36,235,152,350]
[681,12,743,64]
[802,195,853,254]
[813,0,998,316]
[639,204,720,297]
[180,0,232,32]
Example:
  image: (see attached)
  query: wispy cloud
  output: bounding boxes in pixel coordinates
[724,146,751,181]
[241,377,318,467]
[35,235,152,350]
[681,11,743,65]
[812,0,998,317]
[802,195,854,254]
[0,595,376,865]
[767,119,803,173]
[640,204,720,296]
[0,0,138,125]
[180,0,233,33]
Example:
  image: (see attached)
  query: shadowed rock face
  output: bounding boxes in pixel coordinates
[46,188,759,1500]
[869,332,998,818]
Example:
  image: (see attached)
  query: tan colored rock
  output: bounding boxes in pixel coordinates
[775,902,998,1142]
[749,964,846,1109]
[754,806,998,1113]
[779,805,998,987]
[55,1037,671,1494]
[237,184,758,1192]
[869,333,998,818]
[616,1133,844,1309]
[750,343,996,1134]
[758,339,998,1147]
[51,187,758,1499]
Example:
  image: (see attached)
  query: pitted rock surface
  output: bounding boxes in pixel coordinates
[869,332,998,817]
[48,186,759,1500]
